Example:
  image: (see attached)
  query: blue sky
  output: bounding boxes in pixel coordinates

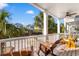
[0,3,63,26]
[3,3,41,26]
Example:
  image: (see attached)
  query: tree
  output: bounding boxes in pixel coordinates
[15,23,28,36]
[34,12,43,32]
[60,23,64,33]
[6,24,17,37]
[0,9,10,38]
[48,15,57,33]
[34,12,57,34]
[6,23,28,38]
[26,24,34,35]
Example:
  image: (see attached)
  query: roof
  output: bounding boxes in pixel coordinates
[31,3,79,18]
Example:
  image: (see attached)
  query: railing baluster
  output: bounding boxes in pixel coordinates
[18,40,19,51]
[14,40,16,51]
[35,37,36,50]
[10,41,11,48]
[32,37,34,47]
[29,38,31,49]
[4,42,6,54]
[29,38,30,49]
[27,38,28,49]
[33,37,34,46]
[21,39,23,50]
[26,39,27,49]
[24,39,26,49]
[36,37,38,50]
[34,37,35,48]
[22,39,24,50]
[31,38,32,47]
[34,37,36,51]
[31,38,32,46]
[23,39,24,49]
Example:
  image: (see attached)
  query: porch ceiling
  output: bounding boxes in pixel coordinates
[31,3,79,18]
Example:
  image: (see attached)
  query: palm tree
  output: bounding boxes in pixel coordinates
[34,12,43,32]
[34,12,57,33]
[0,9,10,36]
[48,15,57,33]
[6,24,16,38]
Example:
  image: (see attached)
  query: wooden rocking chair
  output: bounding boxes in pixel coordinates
[38,38,64,56]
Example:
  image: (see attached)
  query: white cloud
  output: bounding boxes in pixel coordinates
[0,3,8,9]
[26,10,34,14]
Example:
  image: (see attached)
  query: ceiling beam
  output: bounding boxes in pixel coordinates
[30,3,46,12]
[30,3,58,18]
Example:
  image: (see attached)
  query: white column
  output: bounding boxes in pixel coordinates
[43,12,48,35]
[57,18,60,33]
[67,24,69,32]
[56,18,60,40]
[64,18,69,33]
[64,19,66,33]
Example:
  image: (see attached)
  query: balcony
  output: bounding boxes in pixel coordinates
[0,33,79,56]
[0,33,59,56]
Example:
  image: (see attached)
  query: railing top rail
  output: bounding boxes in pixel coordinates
[0,35,46,42]
[0,33,79,42]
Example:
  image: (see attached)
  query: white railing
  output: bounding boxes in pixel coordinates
[0,34,60,56]
[0,33,78,56]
